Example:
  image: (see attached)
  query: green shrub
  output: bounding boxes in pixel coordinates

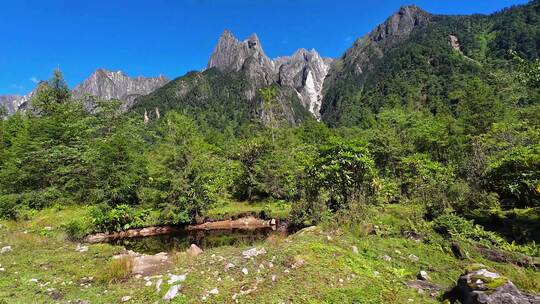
[63,217,92,240]
[0,194,20,219]
[89,204,151,233]
[157,203,190,225]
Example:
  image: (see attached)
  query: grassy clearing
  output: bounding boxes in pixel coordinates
[0,204,538,303]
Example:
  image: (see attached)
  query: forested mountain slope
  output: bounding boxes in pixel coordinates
[321,2,540,127]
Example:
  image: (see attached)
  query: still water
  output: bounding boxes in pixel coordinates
[106,228,286,254]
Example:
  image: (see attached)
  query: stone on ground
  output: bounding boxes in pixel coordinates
[163,285,180,303]
[187,244,203,256]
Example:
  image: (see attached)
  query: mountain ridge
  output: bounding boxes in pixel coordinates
[0,69,169,115]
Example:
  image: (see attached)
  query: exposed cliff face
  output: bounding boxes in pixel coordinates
[207,30,332,118]
[274,49,332,119]
[72,69,169,110]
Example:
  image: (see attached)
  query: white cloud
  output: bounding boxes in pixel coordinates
[30,76,39,84]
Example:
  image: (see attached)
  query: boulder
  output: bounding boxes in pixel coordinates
[186,244,203,256]
[444,266,540,304]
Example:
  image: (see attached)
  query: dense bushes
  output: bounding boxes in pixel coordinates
[89,204,152,232]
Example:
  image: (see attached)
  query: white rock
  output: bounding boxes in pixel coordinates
[225,263,235,271]
[418,270,430,281]
[75,244,88,252]
[352,246,359,254]
[121,296,132,302]
[209,288,219,295]
[29,278,38,283]
[145,281,152,287]
[0,268,5,272]
[44,226,52,231]
[475,268,501,279]
[1,246,12,254]
[168,274,186,284]
[156,278,162,292]
[242,268,248,275]
[271,275,277,282]
[163,285,180,302]
[242,247,266,259]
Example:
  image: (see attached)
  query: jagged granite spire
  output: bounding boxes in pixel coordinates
[208,30,332,118]
[208,30,276,87]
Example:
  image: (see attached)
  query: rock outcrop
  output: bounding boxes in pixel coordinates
[207,30,332,118]
[444,266,540,304]
[72,69,168,110]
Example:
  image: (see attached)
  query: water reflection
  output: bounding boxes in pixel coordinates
[107,228,285,254]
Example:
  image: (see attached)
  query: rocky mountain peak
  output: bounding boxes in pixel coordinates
[337,5,431,77]
[207,30,332,118]
[371,5,431,41]
[72,69,169,109]
[208,30,273,73]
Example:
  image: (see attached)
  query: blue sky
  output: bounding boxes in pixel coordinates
[0,0,530,95]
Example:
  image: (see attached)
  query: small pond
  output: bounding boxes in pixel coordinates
[106,228,288,254]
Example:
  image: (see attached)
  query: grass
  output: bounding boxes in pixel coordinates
[0,204,538,303]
